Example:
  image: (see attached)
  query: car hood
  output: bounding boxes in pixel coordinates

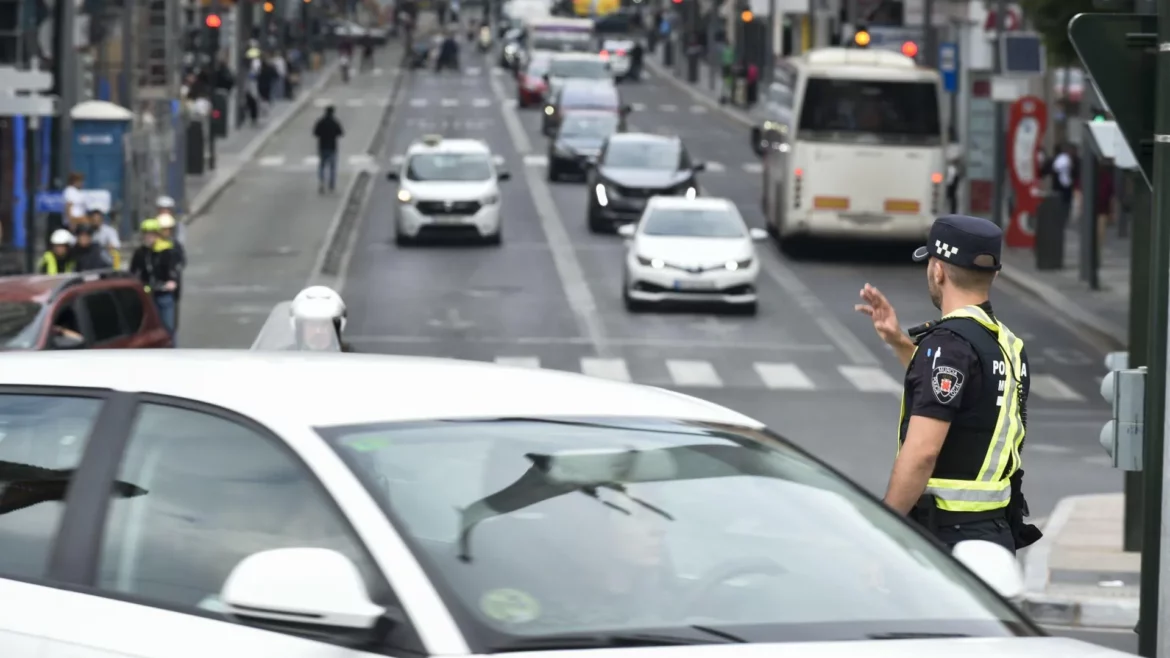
[599,167,692,189]
[634,235,752,268]
[555,136,605,154]
[401,180,496,201]
[491,637,1135,658]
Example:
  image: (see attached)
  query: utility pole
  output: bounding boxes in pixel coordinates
[989,0,1006,228]
[51,0,78,188]
[922,0,935,68]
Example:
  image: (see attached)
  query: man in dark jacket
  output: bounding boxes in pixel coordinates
[129,219,180,342]
[72,226,110,271]
[313,106,345,194]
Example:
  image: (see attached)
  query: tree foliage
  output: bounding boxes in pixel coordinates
[1019,0,1099,64]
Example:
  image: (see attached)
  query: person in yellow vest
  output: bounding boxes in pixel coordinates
[855,214,1042,554]
[129,219,180,341]
[38,229,77,275]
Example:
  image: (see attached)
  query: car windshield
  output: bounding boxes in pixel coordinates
[406,153,493,182]
[798,78,942,145]
[562,85,617,110]
[0,301,46,349]
[526,59,550,77]
[559,114,618,138]
[604,141,679,169]
[642,208,744,238]
[320,418,1030,649]
[548,59,609,79]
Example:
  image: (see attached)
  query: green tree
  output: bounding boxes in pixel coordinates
[1019,0,1098,63]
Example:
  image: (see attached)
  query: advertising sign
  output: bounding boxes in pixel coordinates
[1005,95,1047,248]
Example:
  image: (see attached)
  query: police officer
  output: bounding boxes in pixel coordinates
[854,214,1041,553]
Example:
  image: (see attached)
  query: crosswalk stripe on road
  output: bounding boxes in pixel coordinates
[704,162,726,172]
[1030,374,1085,401]
[581,357,632,382]
[836,366,903,393]
[753,363,815,390]
[255,154,375,168]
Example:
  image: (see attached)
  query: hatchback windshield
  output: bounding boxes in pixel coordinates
[548,58,609,79]
[406,153,493,182]
[0,301,45,349]
[798,78,942,145]
[642,208,744,238]
[321,418,1029,648]
[559,113,618,138]
[603,141,679,169]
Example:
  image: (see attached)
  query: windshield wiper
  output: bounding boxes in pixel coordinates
[488,627,745,652]
[866,632,971,640]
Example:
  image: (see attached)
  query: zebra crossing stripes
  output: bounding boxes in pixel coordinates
[523,156,763,175]
[666,360,722,387]
[315,97,392,108]
[581,357,632,382]
[753,363,814,390]
[838,365,902,393]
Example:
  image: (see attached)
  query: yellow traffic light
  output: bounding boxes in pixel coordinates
[263,1,274,10]
[740,9,752,21]
[853,30,871,47]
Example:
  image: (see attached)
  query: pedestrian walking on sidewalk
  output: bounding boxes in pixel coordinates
[854,214,1043,554]
[313,106,345,194]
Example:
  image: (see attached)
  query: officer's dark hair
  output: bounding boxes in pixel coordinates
[941,257,997,292]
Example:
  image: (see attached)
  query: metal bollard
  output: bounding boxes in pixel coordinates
[1034,192,1066,271]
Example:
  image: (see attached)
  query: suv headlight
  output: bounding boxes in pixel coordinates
[397,189,413,203]
[483,193,500,205]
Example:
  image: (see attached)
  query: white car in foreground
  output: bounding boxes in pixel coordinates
[387,135,511,245]
[621,196,766,314]
[0,350,1126,658]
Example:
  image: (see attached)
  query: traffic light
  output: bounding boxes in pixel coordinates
[901,41,918,58]
[1092,106,1108,122]
[852,29,870,48]
[205,13,222,28]
[1100,351,1145,471]
[740,9,752,22]
[671,0,682,5]
[264,1,274,10]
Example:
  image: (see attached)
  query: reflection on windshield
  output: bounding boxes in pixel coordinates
[642,209,744,238]
[798,78,942,144]
[549,60,609,79]
[560,115,618,138]
[320,418,1027,646]
[407,154,494,182]
[604,142,679,169]
[0,301,45,349]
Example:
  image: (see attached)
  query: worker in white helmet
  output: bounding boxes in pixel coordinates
[38,229,77,275]
[289,286,354,351]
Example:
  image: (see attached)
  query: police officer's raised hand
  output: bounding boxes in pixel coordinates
[855,284,906,347]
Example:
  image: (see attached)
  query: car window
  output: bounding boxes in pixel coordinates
[559,113,618,138]
[602,140,680,169]
[113,288,144,334]
[0,300,47,349]
[407,153,494,182]
[641,208,745,238]
[96,403,390,611]
[83,292,124,343]
[0,394,104,578]
[564,85,617,108]
[53,302,81,338]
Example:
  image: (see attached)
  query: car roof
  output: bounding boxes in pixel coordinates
[406,138,491,155]
[0,351,765,428]
[0,274,73,302]
[560,80,617,100]
[607,132,679,145]
[548,52,605,62]
[646,196,736,211]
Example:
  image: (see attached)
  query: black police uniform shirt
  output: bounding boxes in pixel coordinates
[905,301,998,423]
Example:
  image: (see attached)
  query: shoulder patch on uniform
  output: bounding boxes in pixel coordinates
[932,365,965,404]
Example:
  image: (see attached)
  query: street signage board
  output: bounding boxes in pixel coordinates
[35,189,111,214]
[0,95,57,116]
[939,42,958,93]
[1068,12,1156,187]
[0,67,53,91]
[1087,120,1140,171]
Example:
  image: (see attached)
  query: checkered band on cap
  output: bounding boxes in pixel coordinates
[935,240,958,259]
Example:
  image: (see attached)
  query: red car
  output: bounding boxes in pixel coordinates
[517,57,550,108]
[0,271,172,351]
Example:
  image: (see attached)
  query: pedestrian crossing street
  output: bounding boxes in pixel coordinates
[358,351,1087,400]
[524,154,763,174]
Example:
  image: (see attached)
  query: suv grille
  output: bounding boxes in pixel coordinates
[417,200,482,215]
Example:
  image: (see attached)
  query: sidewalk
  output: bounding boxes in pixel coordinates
[1021,493,1139,629]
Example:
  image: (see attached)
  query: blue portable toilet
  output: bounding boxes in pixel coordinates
[71,100,133,211]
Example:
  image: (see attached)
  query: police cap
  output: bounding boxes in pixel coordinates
[911,214,1003,272]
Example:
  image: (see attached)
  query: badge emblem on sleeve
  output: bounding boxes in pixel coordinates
[932,366,964,403]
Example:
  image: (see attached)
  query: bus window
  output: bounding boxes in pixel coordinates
[797,78,941,145]
[766,84,793,111]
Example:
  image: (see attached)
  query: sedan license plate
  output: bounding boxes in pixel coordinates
[674,279,716,290]
[432,215,465,224]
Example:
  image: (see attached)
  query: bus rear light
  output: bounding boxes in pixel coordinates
[931,172,942,213]
[813,196,849,210]
[793,169,803,209]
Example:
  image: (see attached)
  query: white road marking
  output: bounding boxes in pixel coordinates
[838,366,902,393]
[524,154,549,167]
[492,68,506,76]
[440,98,459,107]
[581,358,632,381]
[346,98,365,107]
[377,98,391,106]
[690,105,708,113]
[754,363,815,390]
[503,98,518,108]
[1029,443,1075,454]
[409,98,429,107]
[466,66,482,75]
[660,104,677,112]
[666,360,723,387]
[472,98,492,107]
[347,154,375,166]
[313,97,333,107]
[631,102,647,111]
[704,161,726,172]
[372,67,384,75]
[742,162,763,173]
[1030,375,1085,401]
[495,356,542,369]
[258,155,286,167]
[302,155,319,165]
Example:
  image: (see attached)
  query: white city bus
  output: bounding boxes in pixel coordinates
[757,48,946,250]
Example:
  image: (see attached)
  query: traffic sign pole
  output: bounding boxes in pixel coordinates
[990,0,1007,228]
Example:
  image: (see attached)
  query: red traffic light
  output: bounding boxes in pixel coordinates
[205,13,222,28]
[212,110,221,119]
[901,41,918,58]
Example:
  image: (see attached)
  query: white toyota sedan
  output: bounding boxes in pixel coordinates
[0,351,1127,658]
[620,196,766,314]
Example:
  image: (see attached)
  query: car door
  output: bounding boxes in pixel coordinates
[111,286,168,348]
[1,393,430,658]
[77,290,132,348]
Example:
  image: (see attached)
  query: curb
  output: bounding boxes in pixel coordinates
[1019,493,1138,629]
[997,260,1127,350]
[185,59,341,223]
[643,56,753,128]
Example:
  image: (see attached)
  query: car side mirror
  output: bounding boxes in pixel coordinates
[748,227,768,241]
[386,170,398,181]
[222,548,387,630]
[620,104,632,115]
[952,540,1023,599]
[617,223,636,238]
[51,333,85,350]
[498,170,511,181]
[692,161,706,172]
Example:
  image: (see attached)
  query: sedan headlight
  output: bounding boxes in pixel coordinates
[595,183,609,206]
[725,258,753,271]
[397,189,413,203]
[637,255,665,268]
[544,106,555,116]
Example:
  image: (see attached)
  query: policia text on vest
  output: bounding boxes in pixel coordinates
[856,215,1042,554]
